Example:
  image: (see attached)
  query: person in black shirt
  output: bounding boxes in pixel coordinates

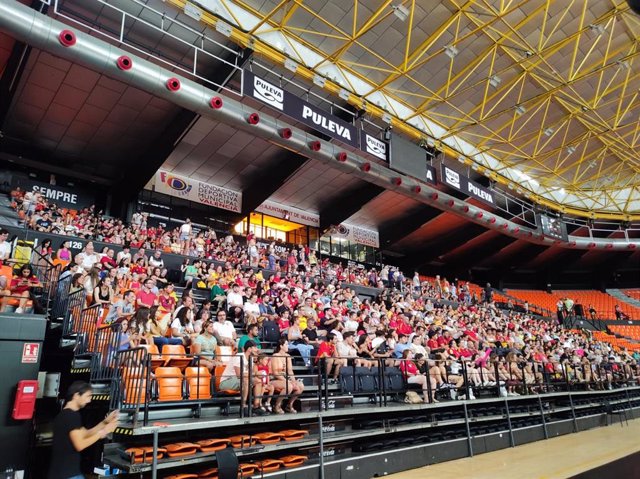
[48,381,118,479]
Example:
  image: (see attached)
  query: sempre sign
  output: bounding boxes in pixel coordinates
[10,177,94,209]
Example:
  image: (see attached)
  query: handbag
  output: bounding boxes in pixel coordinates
[404,390,422,404]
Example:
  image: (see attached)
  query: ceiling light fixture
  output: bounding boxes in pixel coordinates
[515,105,526,115]
[392,4,410,21]
[384,126,392,141]
[338,88,350,100]
[589,24,606,35]
[458,155,466,163]
[544,127,554,136]
[489,75,501,88]
[427,138,435,148]
[313,74,326,87]
[284,58,298,72]
[381,112,392,123]
[617,59,630,70]
[566,145,576,155]
[444,45,459,59]
[215,21,232,37]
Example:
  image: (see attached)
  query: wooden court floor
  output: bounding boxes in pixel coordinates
[386,418,640,479]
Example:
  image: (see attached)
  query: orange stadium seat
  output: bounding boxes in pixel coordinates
[154,367,184,402]
[185,366,212,400]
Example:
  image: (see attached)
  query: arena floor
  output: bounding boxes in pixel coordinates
[387,418,640,479]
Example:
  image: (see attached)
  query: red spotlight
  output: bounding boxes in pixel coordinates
[336,152,347,162]
[59,30,76,47]
[488,217,496,223]
[569,241,576,247]
[513,227,520,234]
[628,244,637,249]
[429,192,438,200]
[588,242,596,249]
[309,141,321,152]
[278,128,292,139]
[166,77,181,91]
[247,112,260,125]
[446,199,454,207]
[462,205,469,212]
[116,55,132,70]
[475,212,484,219]
[413,185,422,194]
[393,177,402,186]
[605,244,613,249]
[502,223,509,229]
[209,97,223,109]
[361,163,371,172]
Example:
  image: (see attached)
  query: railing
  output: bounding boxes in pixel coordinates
[50,273,72,321]
[62,288,87,336]
[91,323,123,382]
[106,349,640,427]
[74,305,101,355]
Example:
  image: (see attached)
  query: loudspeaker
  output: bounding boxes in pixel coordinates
[216,447,239,479]
[574,304,584,318]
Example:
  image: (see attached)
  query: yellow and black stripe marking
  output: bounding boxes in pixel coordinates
[70,368,91,374]
[114,427,134,436]
[91,394,110,401]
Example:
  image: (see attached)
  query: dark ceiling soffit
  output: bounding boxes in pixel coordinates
[0,0,47,129]
[114,47,254,203]
[379,204,441,248]
[446,232,517,268]
[319,181,386,232]
[240,152,308,217]
[407,223,488,270]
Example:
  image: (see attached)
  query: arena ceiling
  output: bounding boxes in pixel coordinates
[167,0,640,220]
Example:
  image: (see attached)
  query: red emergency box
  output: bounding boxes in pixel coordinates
[12,380,39,420]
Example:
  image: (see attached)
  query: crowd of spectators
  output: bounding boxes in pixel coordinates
[5,189,640,414]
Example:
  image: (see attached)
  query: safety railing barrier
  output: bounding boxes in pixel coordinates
[51,273,72,321]
[62,288,87,336]
[109,347,150,427]
[74,305,101,355]
[90,323,123,382]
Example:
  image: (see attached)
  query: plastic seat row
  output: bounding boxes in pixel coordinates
[164,455,308,479]
[339,366,404,394]
[124,430,309,464]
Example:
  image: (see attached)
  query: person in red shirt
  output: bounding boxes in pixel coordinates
[316,333,343,383]
[399,349,437,403]
[0,264,41,313]
[136,278,157,310]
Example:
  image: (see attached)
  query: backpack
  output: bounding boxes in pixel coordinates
[404,391,422,404]
[261,320,280,343]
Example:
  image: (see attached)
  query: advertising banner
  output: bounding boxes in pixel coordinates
[440,165,495,206]
[243,70,364,150]
[255,200,320,227]
[359,130,389,162]
[10,176,94,209]
[154,170,242,213]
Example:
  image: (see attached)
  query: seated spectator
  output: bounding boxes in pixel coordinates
[75,242,99,272]
[255,353,275,412]
[147,306,182,347]
[394,334,412,359]
[170,305,197,346]
[399,349,437,403]
[148,250,164,269]
[191,320,218,371]
[270,339,305,414]
[337,332,374,368]
[135,278,158,310]
[0,264,42,313]
[92,277,113,308]
[212,309,237,346]
[238,323,262,351]
[219,340,265,416]
[287,315,314,367]
[105,290,136,324]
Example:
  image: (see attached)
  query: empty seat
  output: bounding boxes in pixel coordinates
[161,344,192,370]
[154,367,184,401]
[185,366,212,400]
[141,343,164,371]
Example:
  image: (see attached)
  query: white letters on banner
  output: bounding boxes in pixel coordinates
[154,170,242,213]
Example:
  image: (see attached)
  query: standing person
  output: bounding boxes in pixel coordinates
[48,381,118,479]
[179,218,192,255]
